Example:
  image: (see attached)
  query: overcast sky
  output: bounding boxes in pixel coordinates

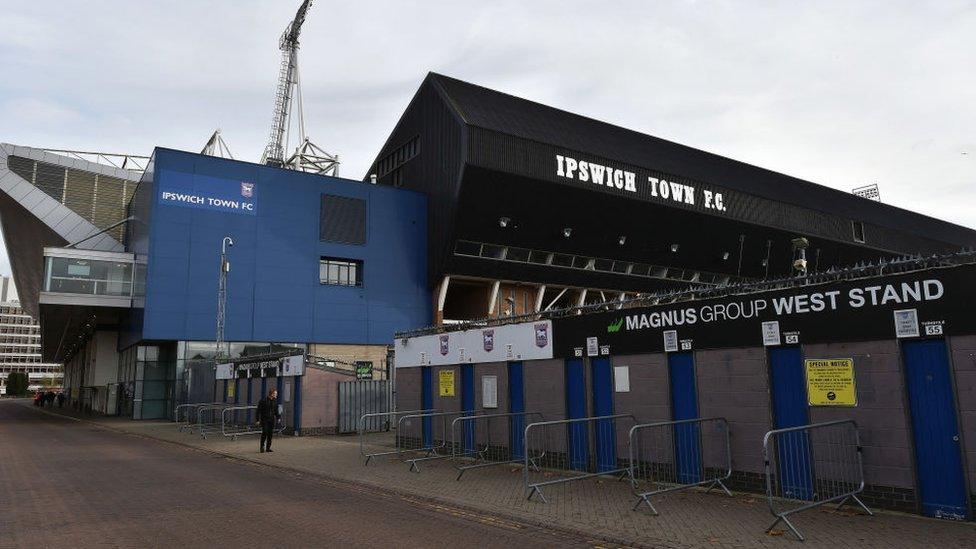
[1,1,974,280]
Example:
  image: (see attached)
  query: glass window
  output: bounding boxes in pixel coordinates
[319,257,363,287]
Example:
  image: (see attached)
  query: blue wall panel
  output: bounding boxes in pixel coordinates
[132,148,430,346]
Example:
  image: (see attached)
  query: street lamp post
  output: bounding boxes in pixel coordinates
[216,236,234,360]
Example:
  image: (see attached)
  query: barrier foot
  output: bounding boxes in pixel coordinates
[766,514,804,542]
[837,495,874,516]
[632,495,659,516]
[706,479,733,497]
[527,485,548,504]
[455,469,465,481]
[527,458,541,472]
[363,455,373,467]
[409,461,421,473]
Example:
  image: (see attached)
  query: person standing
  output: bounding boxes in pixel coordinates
[256,388,281,453]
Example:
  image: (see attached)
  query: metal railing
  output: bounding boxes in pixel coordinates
[762,420,873,541]
[397,410,482,472]
[221,405,261,439]
[196,403,235,438]
[359,409,435,465]
[524,414,637,503]
[452,411,545,480]
[175,403,200,431]
[628,417,732,514]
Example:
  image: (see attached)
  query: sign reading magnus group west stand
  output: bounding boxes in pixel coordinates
[157,170,258,216]
[552,264,976,357]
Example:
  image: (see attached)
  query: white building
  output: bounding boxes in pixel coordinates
[0,276,62,394]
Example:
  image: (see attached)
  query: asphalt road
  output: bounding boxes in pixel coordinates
[0,400,599,548]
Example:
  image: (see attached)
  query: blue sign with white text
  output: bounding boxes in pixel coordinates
[157,171,258,216]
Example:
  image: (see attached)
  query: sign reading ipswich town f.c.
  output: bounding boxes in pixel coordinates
[157,170,258,216]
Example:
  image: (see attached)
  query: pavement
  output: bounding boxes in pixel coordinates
[6,400,976,549]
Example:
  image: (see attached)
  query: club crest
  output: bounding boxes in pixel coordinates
[241,181,254,198]
[534,323,549,348]
[483,329,494,352]
[439,334,450,356]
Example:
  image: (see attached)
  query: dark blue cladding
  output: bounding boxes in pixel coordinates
[132,148,430,345]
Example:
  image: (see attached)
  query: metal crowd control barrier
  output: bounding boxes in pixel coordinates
[175,404,199,431]
[196,403,234,438]
[628,417,733,515]
[451,412,545,480]
[762,419,873,541]
[398,410,482,472]
[524,414,637,503]
[359,409,435,466]
[221,405,261,439]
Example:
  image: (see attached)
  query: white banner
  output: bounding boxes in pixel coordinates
[395,320,553,368]
[215,363,235,380]
[280,355,304,376]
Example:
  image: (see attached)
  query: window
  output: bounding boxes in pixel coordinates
[852,221,865,243]
[321,195,366,245]
[319,257,363,287]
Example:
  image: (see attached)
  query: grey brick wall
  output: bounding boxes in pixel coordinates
[473,362,509,445]
[396,367,422,411]
[804,340,915,491]
[948,335,976,503]
[695,347,771,475]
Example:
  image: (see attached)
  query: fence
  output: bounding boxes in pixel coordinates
[523,414,637,503]
[175,403,202,431]
[359,409,435,465]
[451,412,545,480]
[196,403,234,438]
[397,410,482,472]
[339,380,390,434]
[221,405,261,439]
[762,419,873,541]
[628,417,733,514]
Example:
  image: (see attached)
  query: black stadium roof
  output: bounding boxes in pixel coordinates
[425,72,975,246]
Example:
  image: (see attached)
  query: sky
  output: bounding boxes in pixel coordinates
[1,0,974,279]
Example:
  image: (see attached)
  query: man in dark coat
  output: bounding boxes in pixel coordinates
[256,388,281,453]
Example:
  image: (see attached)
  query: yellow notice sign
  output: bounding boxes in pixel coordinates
[226,381,236,400]
[805,359,857,406]
[438,369,455,397]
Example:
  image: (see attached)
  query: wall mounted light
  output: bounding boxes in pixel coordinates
[498,216,510,228]
[670,243,680,253]
[722,251,730,260]
[563,227,573,238]
[618,235,627,246]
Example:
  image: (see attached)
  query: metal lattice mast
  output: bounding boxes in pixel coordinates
[216,237,234,359]
[262,0,313,167]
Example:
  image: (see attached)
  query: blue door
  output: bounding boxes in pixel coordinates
[461,365,475,454]
[565,358,589,471]
[591,356,616,472]
[668,352,701,484]
[768,347,814,500]
[508,362,526,459]
[903,339,969,519]
[421,366,433,448]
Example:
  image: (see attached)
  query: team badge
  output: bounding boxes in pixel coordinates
[439,334,450,356]
[483,329,494,352]
[534,323,549,348]
[241,181,254,198]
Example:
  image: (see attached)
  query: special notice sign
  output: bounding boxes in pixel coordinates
[438,369,455,397]
[805,358,857,406]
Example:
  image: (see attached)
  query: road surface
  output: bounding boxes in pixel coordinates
[0,400,600,548]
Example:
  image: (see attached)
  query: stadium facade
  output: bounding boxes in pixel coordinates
[2,73,976,520]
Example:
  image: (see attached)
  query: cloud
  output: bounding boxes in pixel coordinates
[0,0,974,282]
